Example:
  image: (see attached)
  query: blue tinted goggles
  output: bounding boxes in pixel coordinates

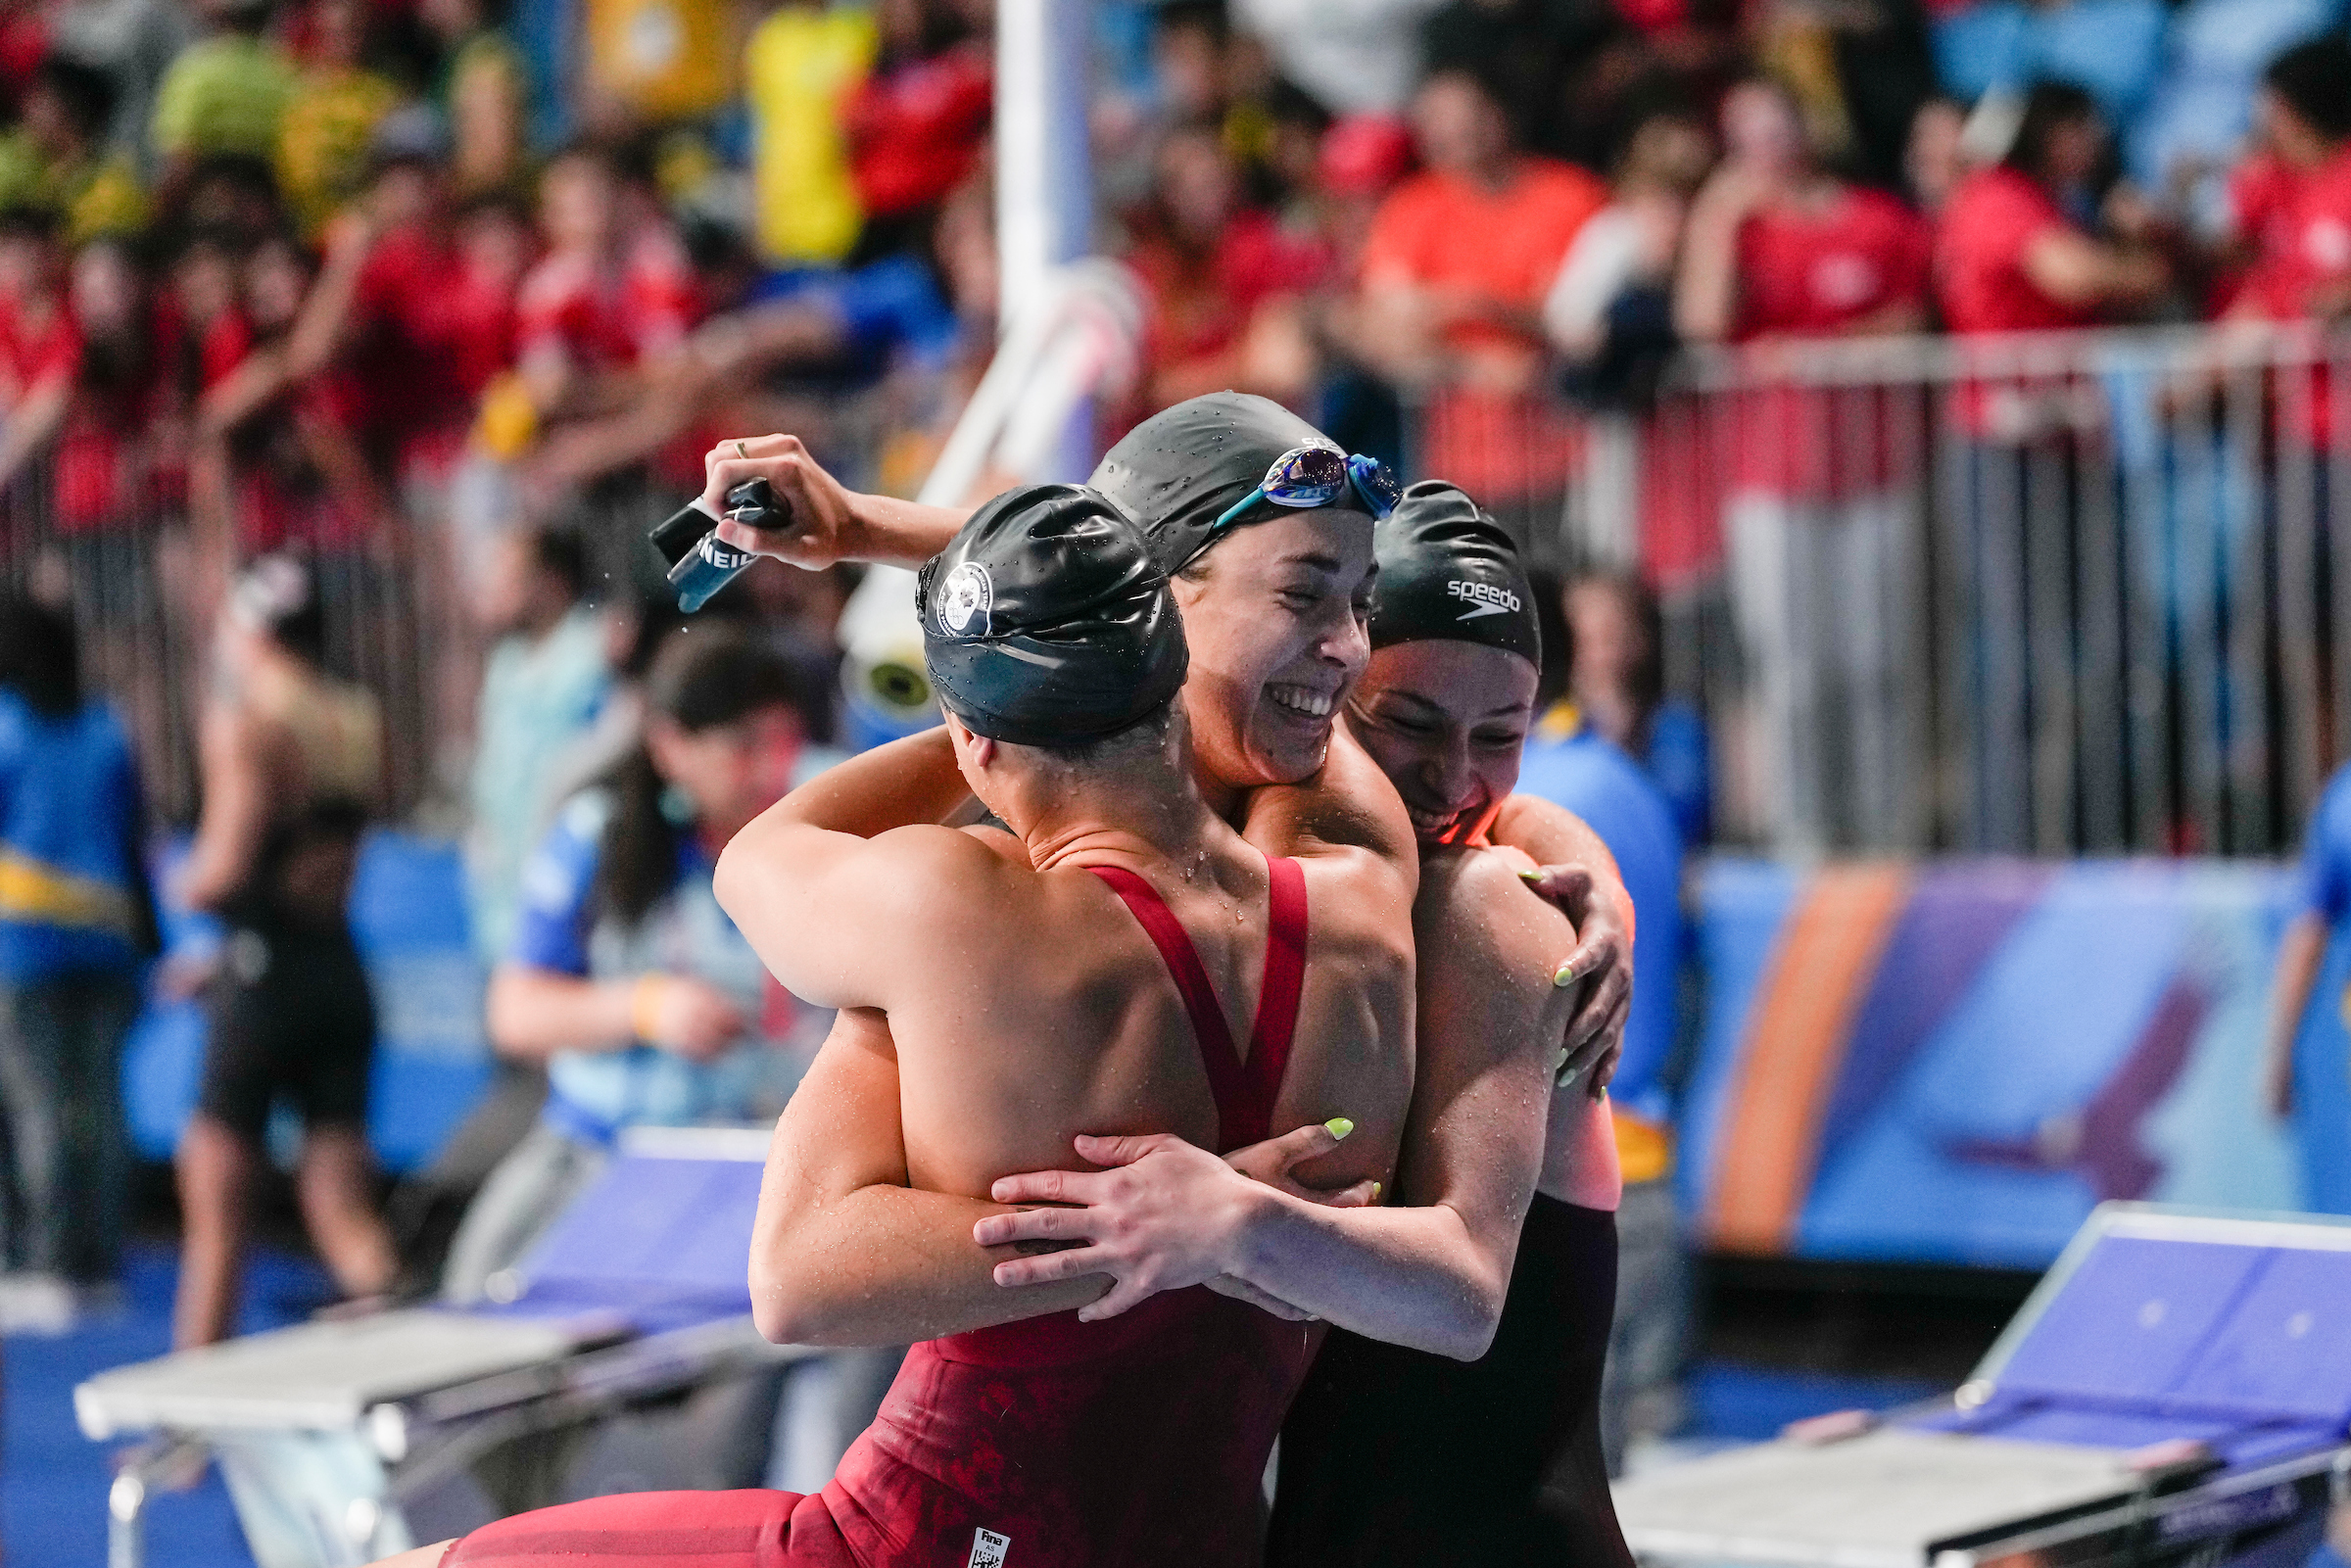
[1209,445,1402,536]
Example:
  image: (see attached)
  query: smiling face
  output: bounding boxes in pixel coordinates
[1169,506,1377,792]
[1345,639,1538,842]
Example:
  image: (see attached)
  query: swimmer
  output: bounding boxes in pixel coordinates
[384,483,1422,1568]
[981,483,1636,1565]
[699,394,1636,1069]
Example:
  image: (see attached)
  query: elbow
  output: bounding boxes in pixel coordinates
[1436,1283,1506,1362]
[749,1252,854,1348]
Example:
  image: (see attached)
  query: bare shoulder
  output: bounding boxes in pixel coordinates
[1415,848,1573,1006]
[1293,840,1415,968]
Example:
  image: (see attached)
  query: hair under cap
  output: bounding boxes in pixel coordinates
[1089,391,1343,575]
[919,483,1188,747]
[1367,480,1541,668]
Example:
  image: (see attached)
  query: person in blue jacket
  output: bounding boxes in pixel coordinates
[0,593,159,1296]
[1519,569,1691,1473]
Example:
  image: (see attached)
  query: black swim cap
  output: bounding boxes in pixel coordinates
[1090,391,1341,575]
[1368,481,1541,668]
[919,483,1189,748]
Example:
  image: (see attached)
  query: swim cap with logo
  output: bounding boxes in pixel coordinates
[1367,481,1541,669]
[918,483,1189,747]
[1089,391,1346,575]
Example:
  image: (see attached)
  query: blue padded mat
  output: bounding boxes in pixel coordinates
[486,1154,768,1334]
[1901,1211,2351,1465]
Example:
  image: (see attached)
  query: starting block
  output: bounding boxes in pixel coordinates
[1615,1204,2351,1568]
[76,1127,815,1568]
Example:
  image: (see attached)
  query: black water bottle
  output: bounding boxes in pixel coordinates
[648,479,792,613]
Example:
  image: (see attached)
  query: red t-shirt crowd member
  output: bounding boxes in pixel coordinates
[1939,165,2098,335]
[2234,145,2351,448]
[2216,150,2303,315]
[348,221,522,468]
[1937,165,2100,438]
[1730,187,1935,499]
[514,225,698,381]
[845,42,992,221]
[1361,158,1607,502]
[1129,208,1334,411]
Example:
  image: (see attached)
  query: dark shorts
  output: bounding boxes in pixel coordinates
[198,923,376,1143]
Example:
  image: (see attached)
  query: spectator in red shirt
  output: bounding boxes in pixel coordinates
[1938,81,2167,342]
[1124,122,1336,419]
[1675,77,1933,851]
[195,231,384,560]
[2228,39,2351,332]
[1356,65,1607,565]
[1939,80,2168,849]
[513,144,697,433]
[282,125,527,482]
[842,0,990,257]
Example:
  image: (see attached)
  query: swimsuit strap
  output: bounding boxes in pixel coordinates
[1085,852,1310,1152]
[1237,853,1309,1149]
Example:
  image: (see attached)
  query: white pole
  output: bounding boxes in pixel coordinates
[995,0,1093,324]
[993,0,1095,480]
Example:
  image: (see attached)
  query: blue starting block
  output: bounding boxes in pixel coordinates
[1614,1204,2351,1568]
[77,1128,816,1568]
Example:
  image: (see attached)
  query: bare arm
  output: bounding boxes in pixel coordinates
[1488,793,1634,1085]
[698,433,972,570]
[713,731,987,1009]
[1673,171,1759,344]
[283,211,376,384]
[2264,911,2327,1119]
[751,1007,1109,1346]
[2020,228,2168,310]
[177,705,269,913]
[0,371,72,495]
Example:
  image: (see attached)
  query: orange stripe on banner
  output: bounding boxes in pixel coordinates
[1705,862,1912,1256]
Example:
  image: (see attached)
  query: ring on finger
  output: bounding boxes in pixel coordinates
[734,440,749,460]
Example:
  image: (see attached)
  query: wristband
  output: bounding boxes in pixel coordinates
[630,974,674,1042]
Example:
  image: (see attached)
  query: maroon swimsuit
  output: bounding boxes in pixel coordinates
[447,854,1317,1568]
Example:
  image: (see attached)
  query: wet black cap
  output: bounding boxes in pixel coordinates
[1368,481,1541,668]
[1089,391,1341,575]
[918,483,1189,747]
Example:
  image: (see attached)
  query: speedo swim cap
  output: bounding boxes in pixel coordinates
[1090,392,1342,575]
[919,483,1189,747]
[1368,481,1541,669]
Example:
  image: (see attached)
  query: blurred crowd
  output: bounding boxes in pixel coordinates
[0,0,2349,1481]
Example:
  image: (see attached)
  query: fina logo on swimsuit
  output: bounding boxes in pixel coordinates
[1448,579,1519,620]
[937,561,994,638]
[968,1527,1012,1568]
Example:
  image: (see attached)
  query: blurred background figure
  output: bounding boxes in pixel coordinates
[1676,76,1931,854]
[441,625,827,1303]
[1357,65,1607,567]
[0,592,157,1314]
[1524,567,1692,1475]
[171,554,394,1348]
[1561,568,1710,850]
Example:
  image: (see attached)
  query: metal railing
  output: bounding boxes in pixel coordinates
[1,452,449,827]
[1439,324,2351,858]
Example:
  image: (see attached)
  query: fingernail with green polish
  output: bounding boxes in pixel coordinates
[1369,1181,1382,1203]
[1554,962,1578,987]
[1325,1117,1355,1139]
[1518,869,1544,883]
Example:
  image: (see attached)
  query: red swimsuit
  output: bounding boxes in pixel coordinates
[446,855,1316,1568]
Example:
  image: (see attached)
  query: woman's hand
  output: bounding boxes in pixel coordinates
[975,1122,1376,1322]
[1517,864,1632,1091]
[699,434,869,569]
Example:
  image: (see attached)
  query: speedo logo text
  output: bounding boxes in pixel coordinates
[1448,580,1519,619]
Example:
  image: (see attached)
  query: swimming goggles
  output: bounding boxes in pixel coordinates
[1210,444,1402,535]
